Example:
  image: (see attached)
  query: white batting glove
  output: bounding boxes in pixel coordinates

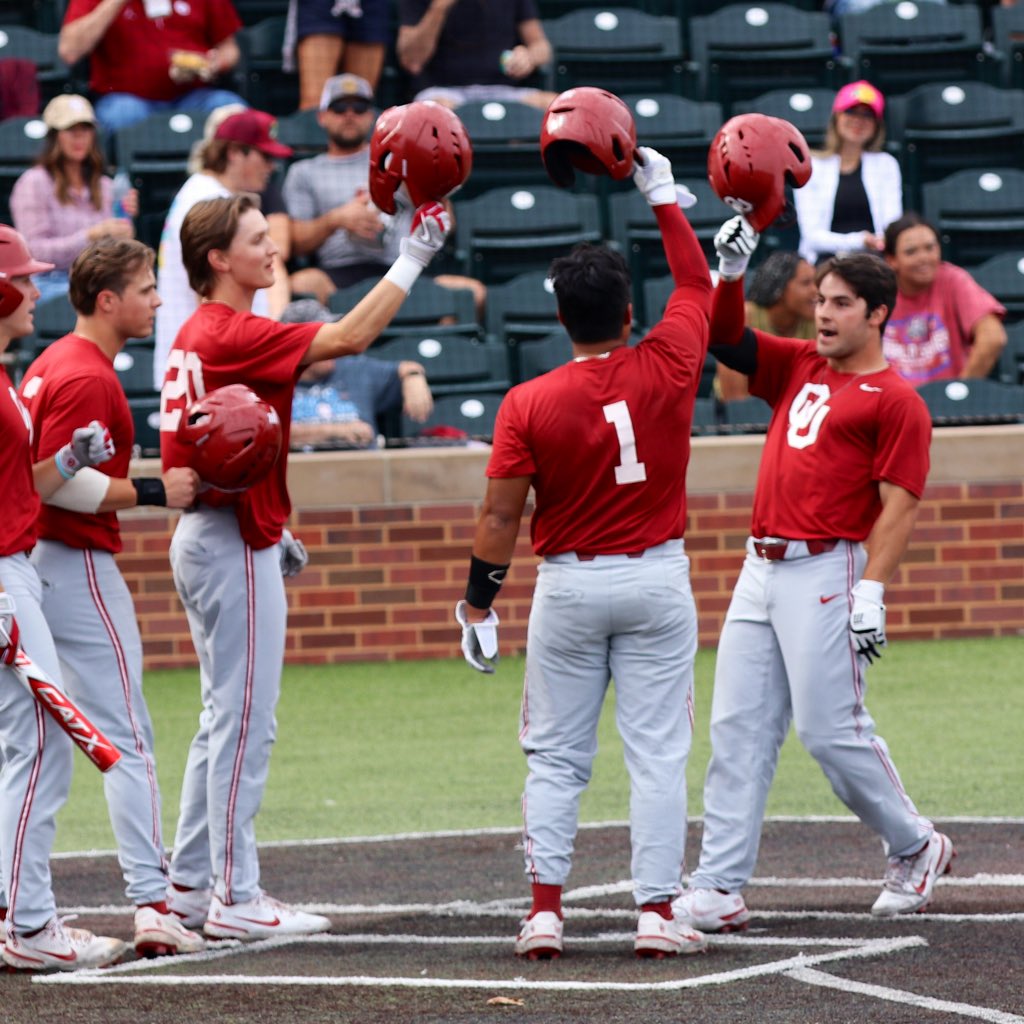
[401,202,452,268]
[55,420,115,479]
[632,146,677,207]
[714,216,760,281]
[0,592,20,666]
[850,580,887,664]
[454,599,499,675]
[280,529,308,578]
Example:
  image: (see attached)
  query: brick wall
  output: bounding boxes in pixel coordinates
[125,429,1024,670]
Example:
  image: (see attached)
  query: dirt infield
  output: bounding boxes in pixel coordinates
[4,819,1022,1023]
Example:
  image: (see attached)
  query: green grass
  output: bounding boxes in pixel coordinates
[55,637,1023,852]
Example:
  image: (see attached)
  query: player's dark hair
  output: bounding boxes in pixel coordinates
[549,243,632,344]
[181,193,262,297]
[882,211,938,257]
[68,238,154,315]
[747,251,804,308]
[816,253,898,330]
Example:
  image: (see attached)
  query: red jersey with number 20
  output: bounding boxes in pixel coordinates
[748,331,931,542]
[159,303,320,550]
[487,207,710,557]
[0,366,39,556]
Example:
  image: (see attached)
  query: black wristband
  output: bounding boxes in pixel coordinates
[132,477,167,507]
[465,555,509,610]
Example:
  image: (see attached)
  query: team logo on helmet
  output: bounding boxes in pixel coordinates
[707,114,812,233]
[176,383,282,493]
[540,87,638,189]
[369,101,473,215]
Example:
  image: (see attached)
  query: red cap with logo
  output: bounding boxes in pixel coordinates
[214,110,293,159]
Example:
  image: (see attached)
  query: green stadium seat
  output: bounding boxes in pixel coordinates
[0,116,49,225]
[0,25,75,104]
[329,276,477,329]
[32,293,75,347]
[689,3,840,115]
[451,100,547,199]
[236,17,298,116]
[483,270,561,383]
[399,390,506,444]
[995,322,1024,387]
[128,395,162,457]
[720,395,772,433]
[915,378,1024,426]
[838,2,994,97]
[992,3,1024,90]
[112,339,156,397]
[732,87,838,150]
[969,252,1024,325]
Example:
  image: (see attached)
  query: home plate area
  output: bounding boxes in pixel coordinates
[17,820,1024,1024]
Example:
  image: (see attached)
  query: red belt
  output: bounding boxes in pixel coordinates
[752,539,839,561]
[575,550,646,561]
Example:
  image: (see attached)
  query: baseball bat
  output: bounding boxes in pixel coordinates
[8,648,121,773]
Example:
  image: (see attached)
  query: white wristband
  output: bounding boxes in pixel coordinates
[383,253,424,295]
[45,467,111,514]
[854,579,885,603]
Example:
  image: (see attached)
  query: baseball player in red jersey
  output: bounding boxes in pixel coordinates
[0,225,127,970]
[457,148,709,960]
[18,238,206,958]
[673,217,954,935]
[158,192,451,939]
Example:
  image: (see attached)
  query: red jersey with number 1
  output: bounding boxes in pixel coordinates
[20,335,134,553]
[159,303,320,550]
[487,208,710,557]
[747,331,931,542]
[0,366,39,556]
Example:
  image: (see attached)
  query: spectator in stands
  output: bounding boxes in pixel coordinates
[283,0,391,110]
[59,0,248,134]
[153,108,292,390]
[716,250,817,401]
[794,80,902,266]
[10,94,138,305]
[396,0,557,110]
[286,298,434,448]
[882,212,1007,385]
[282,73,485,314]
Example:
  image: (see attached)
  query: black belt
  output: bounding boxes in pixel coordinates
[574,550,646,561]
[752,539,839,561]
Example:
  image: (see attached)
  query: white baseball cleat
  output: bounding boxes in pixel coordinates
[133,906,206,957]
[203,892,331,940]
[166,884,212,930]
[634,910,707,958]
[514,911,563,960]
[672,888,750,933]
[871,831,955,917]
[2,917,126,971]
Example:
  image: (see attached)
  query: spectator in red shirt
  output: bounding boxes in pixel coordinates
[58,0,247,134]
[882,213,1006,385]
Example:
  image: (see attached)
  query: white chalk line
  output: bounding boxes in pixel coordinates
[51,815,1024,861]
[34,935,926,991]
[788,966,1024,1024]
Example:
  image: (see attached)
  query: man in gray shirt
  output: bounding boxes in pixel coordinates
[283,73,485,312]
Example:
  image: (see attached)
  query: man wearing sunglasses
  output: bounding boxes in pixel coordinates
[283,74,484,313]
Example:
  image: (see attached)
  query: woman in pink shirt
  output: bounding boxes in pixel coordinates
[10,94,138,304]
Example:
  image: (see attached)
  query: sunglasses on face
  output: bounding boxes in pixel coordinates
[328,99,371,115]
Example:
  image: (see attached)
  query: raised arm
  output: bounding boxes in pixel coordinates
[301,203,450,365]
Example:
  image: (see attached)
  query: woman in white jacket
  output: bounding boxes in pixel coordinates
[794,80,902,266]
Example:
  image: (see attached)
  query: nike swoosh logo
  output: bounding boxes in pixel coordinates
[819,594,842,604]
[235,915,281,927]
[860,383,883,393]
[915,868,932,895]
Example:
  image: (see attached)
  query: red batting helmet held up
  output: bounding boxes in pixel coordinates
[176,384,282,492]
[0,225,55,318]
[369,101,473,215]
[540,87,638,189]
[707,114,812,233]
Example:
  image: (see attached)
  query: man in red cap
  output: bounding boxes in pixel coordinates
[154,109,294,390]
[0,225,124,970]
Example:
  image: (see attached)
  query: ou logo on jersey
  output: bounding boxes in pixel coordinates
[787,383,830,449]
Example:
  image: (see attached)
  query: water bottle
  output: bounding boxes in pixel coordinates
[112,170,132,220]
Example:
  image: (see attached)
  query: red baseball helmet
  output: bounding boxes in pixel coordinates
[0,225,54,318]
[707,114,812,233]
[176,384,282,492]
[368,101,473,215]
[540,87,638,189]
